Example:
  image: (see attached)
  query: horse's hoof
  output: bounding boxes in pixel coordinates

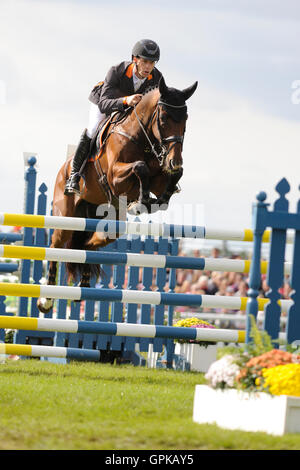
[151,200,169,212]
[37,297,54,314]
[127,201,149,215]
[78,282,90,288]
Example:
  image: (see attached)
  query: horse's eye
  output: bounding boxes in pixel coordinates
[160,114,167,124]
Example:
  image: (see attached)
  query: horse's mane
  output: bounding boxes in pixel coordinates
[133,82,188,122]
[139,87,160,108]
[127,87,160,125]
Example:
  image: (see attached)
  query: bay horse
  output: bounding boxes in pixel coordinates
[37,76,197,314]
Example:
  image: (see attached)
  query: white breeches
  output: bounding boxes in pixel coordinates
[87,103,106,138]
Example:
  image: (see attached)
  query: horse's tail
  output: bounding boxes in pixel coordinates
[65,200,103,283]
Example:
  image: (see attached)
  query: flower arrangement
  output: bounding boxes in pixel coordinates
[173,317,217,348]
[204,354,240,389]
[205,317,300,397]
[236,349,300,392]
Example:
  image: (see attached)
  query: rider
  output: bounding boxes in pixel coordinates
[65,39,163,195]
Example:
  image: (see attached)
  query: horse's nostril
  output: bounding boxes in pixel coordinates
[169,160,182,173]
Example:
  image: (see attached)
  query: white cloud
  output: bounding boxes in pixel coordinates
[167,89,300,229]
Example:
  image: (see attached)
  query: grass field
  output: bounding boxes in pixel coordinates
[0,359,300,451]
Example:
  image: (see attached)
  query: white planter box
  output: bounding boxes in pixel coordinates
[174,343,217,373]
[193,385,300,435]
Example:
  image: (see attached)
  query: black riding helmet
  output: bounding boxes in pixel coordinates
[132,39,160,62]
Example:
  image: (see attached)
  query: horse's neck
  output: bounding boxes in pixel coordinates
[140,89,159,114]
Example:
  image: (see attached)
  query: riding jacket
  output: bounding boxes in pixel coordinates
[88,61,163,116]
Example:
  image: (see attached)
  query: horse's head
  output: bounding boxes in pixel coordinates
[151,77,198,174]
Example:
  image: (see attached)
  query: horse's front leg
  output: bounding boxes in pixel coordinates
[156,168,183,206]
[147,169,183,214]
[131,161,151,209]
[109,160,152,215]
[78,264,91,288]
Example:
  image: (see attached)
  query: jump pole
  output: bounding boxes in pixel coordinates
[0,315,246,343]
[0,316,287,344]
[0,212,295,243]
[0,282,292,312]
[0,342,100,362]
[0,262,18,273]
[0,245,292,274]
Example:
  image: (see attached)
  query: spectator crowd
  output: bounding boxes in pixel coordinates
[172,246,292,327]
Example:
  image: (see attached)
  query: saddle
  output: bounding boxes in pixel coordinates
[88,109,132,162]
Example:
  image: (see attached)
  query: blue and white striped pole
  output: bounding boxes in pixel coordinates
[0,212,295,242]
[0,342,100,362]
[0,315,246,343]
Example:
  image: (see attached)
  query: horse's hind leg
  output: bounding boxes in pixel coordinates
[78,264,91,288]
[37,260,57,314]
[37,228,72,314]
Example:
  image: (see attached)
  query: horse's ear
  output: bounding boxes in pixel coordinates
[182,81,198,101]
[159,76,168,95]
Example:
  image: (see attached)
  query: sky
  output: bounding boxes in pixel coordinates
[1,0,300,233]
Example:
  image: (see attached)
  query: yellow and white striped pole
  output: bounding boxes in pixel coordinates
[0,282,293,312]
[0,244,292,274]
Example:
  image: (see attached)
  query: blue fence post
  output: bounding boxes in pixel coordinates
[245,191,269,343]
[15,156,37,344]
[0,297,7,342]
[124,234,142,353]
[139,234,155,353]
[82,275,97,350]
[152,236,169,355]
[286,186,300,344]
[263,179,289,344]
[54,262,68,348]
[96,244,114,352]
[247,178,300,347]
[31,183,49,319]
[165,238,178,367]
[110,237,127,352]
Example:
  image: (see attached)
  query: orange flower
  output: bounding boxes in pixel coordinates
[236,350,300,386]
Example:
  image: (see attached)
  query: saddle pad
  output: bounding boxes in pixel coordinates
[88,116,113,163]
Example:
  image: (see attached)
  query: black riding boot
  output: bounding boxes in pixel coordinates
[64,129,91,195]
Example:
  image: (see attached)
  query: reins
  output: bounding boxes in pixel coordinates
[133,106,162,164]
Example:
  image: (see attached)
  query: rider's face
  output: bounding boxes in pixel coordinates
[133,57,156,79]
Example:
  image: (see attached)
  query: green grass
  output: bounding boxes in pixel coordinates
[0,360,300,450]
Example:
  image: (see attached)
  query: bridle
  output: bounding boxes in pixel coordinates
[111,99,187,168]
[135,100,187,168]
